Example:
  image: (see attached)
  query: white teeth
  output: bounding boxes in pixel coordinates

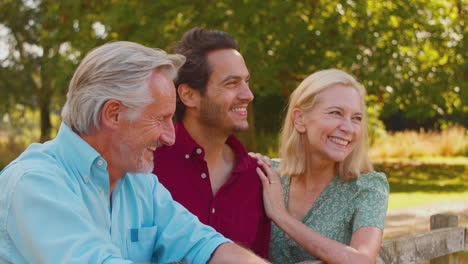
[329,137,349,146]
[232,107,247,112]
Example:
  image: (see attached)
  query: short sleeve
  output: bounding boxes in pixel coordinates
[351,171,389,232]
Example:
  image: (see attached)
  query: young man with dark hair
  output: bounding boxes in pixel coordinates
[153,27,270,258]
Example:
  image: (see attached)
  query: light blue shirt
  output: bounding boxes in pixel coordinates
[0,123,230,264]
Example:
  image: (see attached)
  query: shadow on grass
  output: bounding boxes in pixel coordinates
[374,163,468,193]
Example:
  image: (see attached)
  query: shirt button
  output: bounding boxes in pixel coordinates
[99,190,105,196]
[83,174,89,180]
[211,208,216,214]
[185,154,190,159]
[201,173,207,179]
[196,148,202,154]
[97,160,103,166]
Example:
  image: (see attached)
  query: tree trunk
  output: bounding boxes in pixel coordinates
[39,66,52,143]
[39,93,52,142]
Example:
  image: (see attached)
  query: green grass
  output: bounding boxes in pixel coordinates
[388,192,468,209]
[373,156,468,165]
[375,161,468,209]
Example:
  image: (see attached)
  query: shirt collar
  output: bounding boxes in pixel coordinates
[174,122,253,172]
[225,133,252,173]
[54,122,103,181]
[173,122,204,158]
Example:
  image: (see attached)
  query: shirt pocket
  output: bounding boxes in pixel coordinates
[126,225,158,263]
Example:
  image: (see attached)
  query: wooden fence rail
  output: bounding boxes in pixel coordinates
[298,214,467,264]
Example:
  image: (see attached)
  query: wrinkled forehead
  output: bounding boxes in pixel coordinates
[149,70,176,96]
[138,70,176,114]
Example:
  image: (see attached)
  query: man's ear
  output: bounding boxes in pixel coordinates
[292,108,306,133]
[177,84,200,108]
[100,99,126,129]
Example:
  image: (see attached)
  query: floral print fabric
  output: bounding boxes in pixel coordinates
[269,170,389,264]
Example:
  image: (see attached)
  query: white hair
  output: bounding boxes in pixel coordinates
[61,41,186,134]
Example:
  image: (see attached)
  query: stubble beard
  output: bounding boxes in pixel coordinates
[118,138,154,175]
[199,97,249,134]
[135,149,154,174]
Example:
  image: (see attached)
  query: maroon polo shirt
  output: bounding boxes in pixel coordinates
[153,122,270,258]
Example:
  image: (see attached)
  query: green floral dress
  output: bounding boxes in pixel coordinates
[269,170,389,264]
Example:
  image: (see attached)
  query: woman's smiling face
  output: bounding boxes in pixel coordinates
[295,84,364,163]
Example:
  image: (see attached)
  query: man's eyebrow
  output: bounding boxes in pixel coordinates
[219,74,250,84]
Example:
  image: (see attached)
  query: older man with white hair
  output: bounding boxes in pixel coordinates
[0,41,268,264]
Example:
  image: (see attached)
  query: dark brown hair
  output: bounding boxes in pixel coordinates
[174,27,239,121]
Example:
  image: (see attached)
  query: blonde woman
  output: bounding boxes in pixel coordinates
[253,69,389,264]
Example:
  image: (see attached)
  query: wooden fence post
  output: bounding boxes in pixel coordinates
[429,214,459,264]
[430,214,459,230]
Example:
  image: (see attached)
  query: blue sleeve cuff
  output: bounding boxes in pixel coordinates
[193,238,233,264]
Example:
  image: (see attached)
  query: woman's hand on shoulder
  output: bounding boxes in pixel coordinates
[249,152,287,223]
[248,152,272,167]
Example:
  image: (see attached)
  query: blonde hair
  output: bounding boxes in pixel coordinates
[278,69,373,181]
[61,41,186,134]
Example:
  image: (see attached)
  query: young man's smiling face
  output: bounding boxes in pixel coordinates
[197,49,254,134]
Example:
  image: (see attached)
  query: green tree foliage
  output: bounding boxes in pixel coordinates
[0,0,104,141]
[0,0,465,148]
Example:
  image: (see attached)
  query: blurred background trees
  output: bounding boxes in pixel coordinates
[0,0,466,155]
